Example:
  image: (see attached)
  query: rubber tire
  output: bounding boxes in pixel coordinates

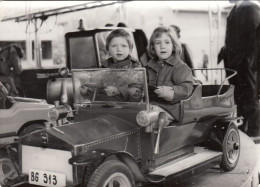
[86,159,135,187]
[220,123,240,171]
[19,123,44,137]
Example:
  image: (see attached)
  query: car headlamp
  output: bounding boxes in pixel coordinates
[48,105,70,121]
[136,110,158,127]
[59,67,69,77]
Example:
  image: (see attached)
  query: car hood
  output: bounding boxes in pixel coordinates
[20,114,140,149]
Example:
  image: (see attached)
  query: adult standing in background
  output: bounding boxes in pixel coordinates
[169,25,194,70]
[218,0,260,137]
[202,50,209,81]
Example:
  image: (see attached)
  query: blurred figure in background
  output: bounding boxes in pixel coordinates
[218,0,260,138]
[201,50,209,81]
[0,81,8,109]
[105,23,114,27]
[169,25,194,70]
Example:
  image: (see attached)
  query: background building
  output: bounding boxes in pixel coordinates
[0,1,232,83]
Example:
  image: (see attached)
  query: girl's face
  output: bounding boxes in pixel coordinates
[154,32,173,60]
[108,37,130,62]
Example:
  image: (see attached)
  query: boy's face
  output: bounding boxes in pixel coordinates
[108,37,130,62]
[154,33,173,60]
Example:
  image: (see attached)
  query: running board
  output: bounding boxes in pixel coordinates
[149,149,222,177]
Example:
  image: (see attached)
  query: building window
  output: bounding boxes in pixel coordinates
[32,40,52,60]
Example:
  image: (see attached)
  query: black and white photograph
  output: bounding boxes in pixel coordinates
[0,1,259,187]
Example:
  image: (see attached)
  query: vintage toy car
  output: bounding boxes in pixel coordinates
[0,96,54,144]
[4,68,241,187]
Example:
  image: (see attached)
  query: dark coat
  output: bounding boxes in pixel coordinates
[221,1,260,71]
[145,55,195,119]
[100,55,141,69]
[218,1,260,136]
[180,43,194,69]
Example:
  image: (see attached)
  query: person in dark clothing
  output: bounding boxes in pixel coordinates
[0,81,8,109]
[202,50,209,81]
[218,0,260,137]
[133,29,151,66]
[169,25,194,69]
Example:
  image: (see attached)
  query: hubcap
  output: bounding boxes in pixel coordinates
[104,173,131,187]
[225,128,240,164]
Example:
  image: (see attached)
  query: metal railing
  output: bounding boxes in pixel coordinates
[192,68,237,99]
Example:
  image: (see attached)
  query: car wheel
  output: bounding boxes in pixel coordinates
[19,123,44,137]
[0,157,18,185]
[220,123,240,171]
[86,159,135,187]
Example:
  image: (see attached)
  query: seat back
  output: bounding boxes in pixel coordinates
[179,85,202,124]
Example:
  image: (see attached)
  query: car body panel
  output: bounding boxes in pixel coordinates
[0,97,54,143]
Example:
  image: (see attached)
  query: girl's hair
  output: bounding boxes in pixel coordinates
[106,29,133,51]
[148,26,182,59]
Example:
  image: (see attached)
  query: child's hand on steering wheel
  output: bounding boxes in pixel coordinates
[154,86,174,101]
[104,86,120,96]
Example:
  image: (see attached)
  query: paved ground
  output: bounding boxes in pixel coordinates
[255,141,260,178]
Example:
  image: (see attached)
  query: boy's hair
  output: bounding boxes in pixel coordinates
[106,29,133,51]
[148,26,182,59]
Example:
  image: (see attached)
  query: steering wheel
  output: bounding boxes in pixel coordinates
[148,85,158,92]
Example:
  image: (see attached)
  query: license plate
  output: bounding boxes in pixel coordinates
[29,169,66,187]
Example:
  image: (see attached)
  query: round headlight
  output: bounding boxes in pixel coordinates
[136,110,158,127]
[59,67,69,77]
[48,108,59,121]
[48,105,70,121]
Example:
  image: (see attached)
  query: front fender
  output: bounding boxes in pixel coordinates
[69,149,164,184]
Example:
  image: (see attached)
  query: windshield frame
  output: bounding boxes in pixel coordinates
[72,68,149,107]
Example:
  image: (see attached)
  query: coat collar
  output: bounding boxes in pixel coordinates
[146,55,180,71]
[101,55,133,68]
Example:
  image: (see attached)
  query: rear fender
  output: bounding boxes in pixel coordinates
[211,117,240,151]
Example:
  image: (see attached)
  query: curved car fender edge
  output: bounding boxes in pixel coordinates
[116,152,165,184]
[211,120,236,149]
[17,120,46,135]
[69,149,163,184]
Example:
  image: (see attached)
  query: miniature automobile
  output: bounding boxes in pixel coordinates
[0,94,54,186]
[15,68,241,187]
[0,95,54,144]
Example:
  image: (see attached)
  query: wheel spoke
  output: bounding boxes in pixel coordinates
[228,150,232,159]
[226,140,233,151]
[231,134,234,142]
